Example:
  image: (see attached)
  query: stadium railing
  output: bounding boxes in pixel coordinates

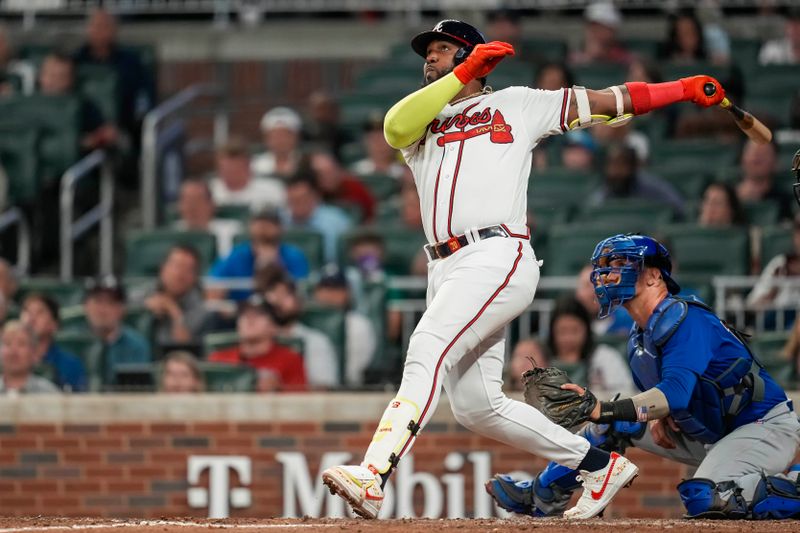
[0,206,31,275]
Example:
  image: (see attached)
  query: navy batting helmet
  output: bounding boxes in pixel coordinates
[411,19,486,59]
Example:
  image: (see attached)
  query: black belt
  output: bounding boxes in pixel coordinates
[424,225,513,261]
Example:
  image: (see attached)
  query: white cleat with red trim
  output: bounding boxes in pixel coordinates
[322,464,384,519]
[564,452,639,519]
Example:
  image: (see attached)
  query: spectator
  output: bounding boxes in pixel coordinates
[569,1,632,66]
[143,245,209,349]
[252,106,304,179]
[0,25,33,96]
[399,181,424,231]
[546,297,635,396]
[350,113,405,179]
[0,321,59,394]
[263,274,339,389]
[735,140,793,220]
[533,62,575,91]
[0,258,18,324]
[304,90,348,159]
[312,266,376,387]
[160,351,205,393]
[759,8,800,65]
[574,264,633,337]
[349,231,387,281]
[505,338,547,392]
[73,8,154,136]
[590,118,651,164]
[83,275,151,386]
[209,294,306,392]
[21,293,87,392]
[560,130,597,171]
[38,52,118,151]
[209,137,286,212]
[309,151,376,222]
[283,172,352,263]
[747,215,800,308]
[660,9,708,64]
[698,181,748,228]
[780,318,800,382]
[588,143,685,219]
[486,9,522,50]
[174,178,242,257]
[207,208,309,302]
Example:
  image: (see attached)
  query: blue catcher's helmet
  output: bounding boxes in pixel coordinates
[590,234,680,318]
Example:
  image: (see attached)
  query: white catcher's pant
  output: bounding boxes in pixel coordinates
[363,233,590,474]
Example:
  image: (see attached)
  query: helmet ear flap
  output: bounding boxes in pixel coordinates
[454,45,473,66]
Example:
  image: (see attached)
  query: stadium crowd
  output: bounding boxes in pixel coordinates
[1,4,800,395]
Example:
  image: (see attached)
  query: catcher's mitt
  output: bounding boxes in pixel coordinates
[523,367,597,429]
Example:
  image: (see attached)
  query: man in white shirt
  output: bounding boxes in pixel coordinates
[251,106,304,179]
[759,9,800,65]
[209,136,286,212]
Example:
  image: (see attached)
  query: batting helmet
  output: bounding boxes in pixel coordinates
[590,234,680,318]
[411,19,486,61]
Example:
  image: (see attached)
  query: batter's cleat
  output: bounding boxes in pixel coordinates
[322,464,384,519]
[564,452,639,519]
[484,475,537,516]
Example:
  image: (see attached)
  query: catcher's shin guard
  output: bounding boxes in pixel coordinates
[750,473,800,519]
[677,478,747,519]
[363,397,421,484]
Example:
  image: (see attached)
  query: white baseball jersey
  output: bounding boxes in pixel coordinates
[401,86,571,244]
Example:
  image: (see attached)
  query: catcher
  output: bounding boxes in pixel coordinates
[488,234,800,519]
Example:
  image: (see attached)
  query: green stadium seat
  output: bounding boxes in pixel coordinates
[576,200,675,234]
[487,58,534,88]
[650,139,738,169]
[339,93,399,134]
[124,229,217,277]
[77,65,120,123]
[747,331,794,389]
[648,163,711,200]
[200,362,256,392]
[543,222,623,276]
[729,38,761,74]
[747,65,799,98]
[358,173,401,202]
[355,65,421,94]
[572,63,628,90]
[17,278,84,307]
[528,198,572,250]
[662,63,733,86]
[58,305,153,343]
[743,200,780,227]
[621,38,660,58]
[746,89,794,128]
[660,224,749,282]
[519,38,568,64]
[760,224,793,267]
[529,169,599,206]
[282,228,325,272]
[203,331,239,356]
[215,204,252,222]
[379,226,428,275]
[0,126,40,204]
[0,95,80,183]
[302,304,347,383]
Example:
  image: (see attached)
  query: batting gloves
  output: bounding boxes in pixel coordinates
[453,41,515,85]
[625,75,725,115]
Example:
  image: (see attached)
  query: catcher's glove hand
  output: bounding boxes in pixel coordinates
[523,367,598,429]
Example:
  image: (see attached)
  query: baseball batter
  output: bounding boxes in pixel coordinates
[322,19,724,519]
[488,234,800,520]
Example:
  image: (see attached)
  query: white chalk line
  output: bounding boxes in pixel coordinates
[0,521,337,533]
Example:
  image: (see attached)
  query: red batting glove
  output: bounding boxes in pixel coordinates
[679,75,725,107]
[453,41,515,84]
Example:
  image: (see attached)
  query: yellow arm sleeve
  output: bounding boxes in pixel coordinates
[383,73,465,149]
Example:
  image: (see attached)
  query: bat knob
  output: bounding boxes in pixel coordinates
[703,82,716,97]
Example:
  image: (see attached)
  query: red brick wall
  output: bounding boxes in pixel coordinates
[0,419,692,519]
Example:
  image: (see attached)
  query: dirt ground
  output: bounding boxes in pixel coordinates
[1,517,800,533]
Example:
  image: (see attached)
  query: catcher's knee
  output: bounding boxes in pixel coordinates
[751,474,800,519]
[677,478,747,519]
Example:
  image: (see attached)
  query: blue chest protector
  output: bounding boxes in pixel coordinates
[627,296,765,444]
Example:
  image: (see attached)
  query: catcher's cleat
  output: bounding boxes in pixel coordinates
[485,475,538,516]
[322,464,384,519]
[564,452,639,519]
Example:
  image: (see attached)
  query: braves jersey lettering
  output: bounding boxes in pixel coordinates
[401,87,571,244]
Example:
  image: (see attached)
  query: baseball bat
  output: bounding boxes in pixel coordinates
[703,82,772,144]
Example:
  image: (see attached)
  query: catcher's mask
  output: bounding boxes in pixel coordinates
[590,234,680,318]
[411,19,486,63]
[793,148,800,208]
